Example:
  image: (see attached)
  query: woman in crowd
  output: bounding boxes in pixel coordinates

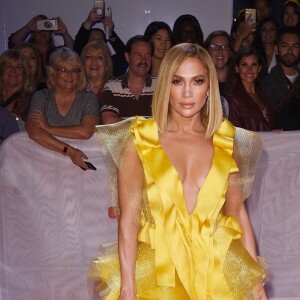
[81,40,113,103]
[8,15,74,81]
[281,0,300,28]
[172,14,204,45]
[144,21,173,76]
[230,10,256,53]
[15,42,46,91]
[204,30,233,95]
[89,43,267,299]
[74,8,127,76]
[0,49,31,122]
[226,47,274,131]
[276,75,300,130]
[25,47,100,170]
[255,17,279,75]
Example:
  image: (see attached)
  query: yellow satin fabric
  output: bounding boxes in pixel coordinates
[131,117,241,299]
[90,117,267,299]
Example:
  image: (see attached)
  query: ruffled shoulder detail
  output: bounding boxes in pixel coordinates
[214,119,264,201]
[231,126,263,200]
[94,117,136,211]
[213,119,239,173]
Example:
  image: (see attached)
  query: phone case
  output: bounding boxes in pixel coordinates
[94,0,105,14]
[245,9,256,24]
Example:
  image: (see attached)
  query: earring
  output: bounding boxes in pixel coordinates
[206,95,209,115]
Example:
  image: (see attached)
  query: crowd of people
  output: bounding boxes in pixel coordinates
[1,0,299,298]
[1,0,299,147]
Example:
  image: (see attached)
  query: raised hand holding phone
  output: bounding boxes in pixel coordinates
[105,7,112,40]
[245,8,256,32]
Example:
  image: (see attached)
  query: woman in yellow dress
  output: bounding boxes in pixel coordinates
[90,43,268,299]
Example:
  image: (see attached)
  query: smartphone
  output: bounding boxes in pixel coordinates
[81,161,97,171]
[94,0,105,15]
[245,8,256,25]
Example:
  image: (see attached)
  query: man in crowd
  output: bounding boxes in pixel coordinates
[101,35,156,124]
[261,27,300,110]
[252,0,271,23]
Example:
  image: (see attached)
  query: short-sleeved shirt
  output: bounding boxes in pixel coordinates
[100,74,156,118]
[29,89,100,126]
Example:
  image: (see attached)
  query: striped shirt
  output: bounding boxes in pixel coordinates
[100,74,156,118]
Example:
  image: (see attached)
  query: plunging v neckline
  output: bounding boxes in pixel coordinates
[157,133,215,217]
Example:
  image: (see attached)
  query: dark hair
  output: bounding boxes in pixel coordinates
[281,1,300,26]
[172,14,204,45]
[275,26,300,45]
[144,21,173,45]
[258,16,279,32]
[125,35,152,54]
[89,28,106,41]
[235,46,263,66]
[253,17,279,52]
[224,46,263,95]
[251,0,270,7]
[230,9,246,38]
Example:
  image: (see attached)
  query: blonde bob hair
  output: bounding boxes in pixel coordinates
[81,41,113,83]
[47,47,86,91]
[152,43,223,138]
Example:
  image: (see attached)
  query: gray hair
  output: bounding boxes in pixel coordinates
[47,47,86,90]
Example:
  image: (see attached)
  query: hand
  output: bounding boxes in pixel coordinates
[236,21,255,41]
[26,16,40,32]
[55,16,68,35]
[102,16,114,37]
[84,8,104,29]
[27,111,49,131]
[66,147,89,169]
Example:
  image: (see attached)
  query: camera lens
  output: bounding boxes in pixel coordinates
[44,21,52,29]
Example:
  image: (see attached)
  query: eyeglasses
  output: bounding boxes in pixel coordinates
[208,44,230,52]
[55,67,81,75]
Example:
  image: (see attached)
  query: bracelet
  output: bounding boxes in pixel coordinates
[108,36,116,43]
[62,146,69,156]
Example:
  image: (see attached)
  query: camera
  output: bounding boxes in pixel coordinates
[94,0,105,15]
[36,19,58,31]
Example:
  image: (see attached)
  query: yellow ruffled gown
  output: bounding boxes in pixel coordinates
[90,117,267,299]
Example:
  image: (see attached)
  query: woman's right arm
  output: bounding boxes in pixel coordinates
[25,115,89,170]
[117,143,143,299]
[8,17,38,48]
